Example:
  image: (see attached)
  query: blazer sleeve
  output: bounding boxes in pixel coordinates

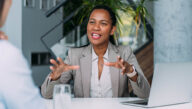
[41,49,73,99]
[124,46,150,98]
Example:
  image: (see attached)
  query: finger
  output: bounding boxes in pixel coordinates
[118,59,125,69]
[67,65,80,70]
[121,67,126,75]
[104,62,116,67]
[49,66,57,71]
[0,31,5,37]
[117,56,121,62]
[0,34,8,40]
[49,73,57,80]
[3,35,8,40]
[0,34,4,39]
[49,73,53,79]
[50,59,59,67]
[57,57,64,65]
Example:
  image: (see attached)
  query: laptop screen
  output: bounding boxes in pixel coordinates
[147,62,192,107]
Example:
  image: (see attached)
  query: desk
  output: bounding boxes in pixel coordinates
[44,97,192,109]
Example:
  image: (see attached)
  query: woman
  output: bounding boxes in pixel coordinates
[41,5,150,98]
[0,0,46,109]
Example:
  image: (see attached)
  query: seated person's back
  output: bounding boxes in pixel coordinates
[0,40,46,109]
[0,0,46,109]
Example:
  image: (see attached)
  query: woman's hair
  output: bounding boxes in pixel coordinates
[89,5,117,26]
[0,0,5,17]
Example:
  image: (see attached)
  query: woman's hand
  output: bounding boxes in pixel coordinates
[49,57,80,81]
[105,56,138,81]
[0,31,8,40]
[104,56,134,75]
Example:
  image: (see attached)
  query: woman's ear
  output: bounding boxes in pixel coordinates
[110,26,116,35]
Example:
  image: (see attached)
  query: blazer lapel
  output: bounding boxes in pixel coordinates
[108,43,120,97]
[80,45,92,97]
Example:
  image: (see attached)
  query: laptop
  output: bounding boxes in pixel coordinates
[122,62,192,108]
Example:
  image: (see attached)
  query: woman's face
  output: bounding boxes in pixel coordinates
[0,0,12,27]
[87,9,116,46]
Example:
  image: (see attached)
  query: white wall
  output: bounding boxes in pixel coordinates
[154,0,192,63]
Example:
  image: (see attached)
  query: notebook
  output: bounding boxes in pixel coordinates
[122,62,192,108]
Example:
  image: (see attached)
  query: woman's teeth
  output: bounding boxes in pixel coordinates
[92,33,101,39]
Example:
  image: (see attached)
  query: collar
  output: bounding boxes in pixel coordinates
[81,42,119,59]
[92,47,109,61]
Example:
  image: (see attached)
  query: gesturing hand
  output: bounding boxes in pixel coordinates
[49,57,79,81]
[104,56,134,75]
[0,31,8,40]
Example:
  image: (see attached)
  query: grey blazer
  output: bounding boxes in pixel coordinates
[41,43,150,99]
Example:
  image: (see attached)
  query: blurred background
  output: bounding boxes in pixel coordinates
[1,0,192,89]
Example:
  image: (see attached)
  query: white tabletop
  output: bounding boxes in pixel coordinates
[44,97,192,109]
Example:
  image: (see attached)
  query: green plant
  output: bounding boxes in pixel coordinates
[133,0,156,37]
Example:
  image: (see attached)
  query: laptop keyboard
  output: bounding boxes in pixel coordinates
[121,99,148,105]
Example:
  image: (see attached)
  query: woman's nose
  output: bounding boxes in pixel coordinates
[93,23,100,31]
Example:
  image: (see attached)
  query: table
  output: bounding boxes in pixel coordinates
[44,97,192,109]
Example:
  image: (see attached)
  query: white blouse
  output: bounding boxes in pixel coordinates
[90,48,113,97]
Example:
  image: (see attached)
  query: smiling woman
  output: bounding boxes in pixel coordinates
[87,8,116,48]
[41,5,150,99]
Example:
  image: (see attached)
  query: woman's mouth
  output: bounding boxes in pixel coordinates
[92,33,101,39]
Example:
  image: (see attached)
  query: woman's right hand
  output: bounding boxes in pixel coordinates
[49,57,80,81]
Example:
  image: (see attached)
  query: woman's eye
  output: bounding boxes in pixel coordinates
[89,21,95,24]
[101,23,107,26]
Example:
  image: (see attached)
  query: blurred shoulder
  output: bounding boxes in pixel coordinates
[0,40,29,69]
[0,40,21,55]
[111,43,133,54]
[117,45,132,52]
[68,44,91,56]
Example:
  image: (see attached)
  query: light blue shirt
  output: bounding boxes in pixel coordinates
[0,40,46,109]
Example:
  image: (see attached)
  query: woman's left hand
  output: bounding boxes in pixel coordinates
[104,56,134,75]
[0,31,8,40]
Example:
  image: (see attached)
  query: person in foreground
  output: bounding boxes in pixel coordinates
[41,5,150,99]
[0,0,46,109]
